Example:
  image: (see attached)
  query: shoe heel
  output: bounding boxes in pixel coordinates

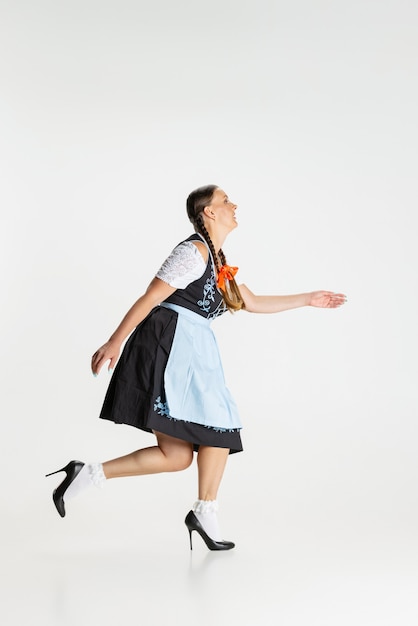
[45,461,72,478]
[45,468,63,478]
[188,528,193,551]
[45,461,79,478]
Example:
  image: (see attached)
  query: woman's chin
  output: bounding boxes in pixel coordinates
[226,221,238,235]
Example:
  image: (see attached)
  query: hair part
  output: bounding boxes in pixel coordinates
[186,185,245,312]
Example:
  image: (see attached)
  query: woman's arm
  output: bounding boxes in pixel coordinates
[91,277,176,375]
[239,284,347,314]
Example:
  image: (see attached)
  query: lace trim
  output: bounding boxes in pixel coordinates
[88,462,106,488]
[156,241,206,289]
[193,500,219,514]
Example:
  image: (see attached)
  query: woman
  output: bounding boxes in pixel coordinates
[46,184,346,550]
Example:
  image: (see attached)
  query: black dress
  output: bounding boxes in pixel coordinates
[99,234,243,454]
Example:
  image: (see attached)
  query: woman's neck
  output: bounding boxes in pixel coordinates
[204,226,227,255]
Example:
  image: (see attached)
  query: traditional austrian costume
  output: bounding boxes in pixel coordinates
[100,233,243,454]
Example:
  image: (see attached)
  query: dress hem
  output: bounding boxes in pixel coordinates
[100,413,243,455]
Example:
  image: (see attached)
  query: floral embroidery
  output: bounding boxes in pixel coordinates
[153,396,238,432]
[204,425,239,433]
[153,396,170,416]
[207,300,227,320]
[197,269,216,313]
[196,266,227,319]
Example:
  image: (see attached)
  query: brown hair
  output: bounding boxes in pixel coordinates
[186,185,245,312]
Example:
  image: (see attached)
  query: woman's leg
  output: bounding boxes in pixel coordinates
[197,445,229,500]
[103,431,194,478]
[58,433,193,511]
[193,446,230,541]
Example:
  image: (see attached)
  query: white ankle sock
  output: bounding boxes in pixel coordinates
[192,500,222,541]
[65,462,106,501]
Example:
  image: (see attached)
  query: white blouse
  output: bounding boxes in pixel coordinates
[156,241,207,289]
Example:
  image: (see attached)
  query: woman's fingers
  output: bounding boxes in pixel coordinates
[330,293,347,306]
[108,355,118,372]
[310,291,347,308]
[91,355,100,375]
[91,347,108,375]
[91,343,120,375]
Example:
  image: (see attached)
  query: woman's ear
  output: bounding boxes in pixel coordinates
[203,206,215,220]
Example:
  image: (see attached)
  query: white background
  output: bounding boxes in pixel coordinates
[1,1,417,624]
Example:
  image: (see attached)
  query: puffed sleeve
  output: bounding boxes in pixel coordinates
[155,241,206,289]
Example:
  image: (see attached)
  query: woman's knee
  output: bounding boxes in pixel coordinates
[166,449,193,471]
[155,432,194,471]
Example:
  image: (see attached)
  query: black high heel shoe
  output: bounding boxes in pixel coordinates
[184,511,235,551]
[45,460,85,518]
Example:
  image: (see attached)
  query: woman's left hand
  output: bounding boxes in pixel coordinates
[309,291,347,308]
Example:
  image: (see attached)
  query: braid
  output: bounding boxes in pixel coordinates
[217,248,245,312]
[196,215,220,272]
[195,216,244,312]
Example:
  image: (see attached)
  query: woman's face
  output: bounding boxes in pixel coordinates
[207,188,238,231]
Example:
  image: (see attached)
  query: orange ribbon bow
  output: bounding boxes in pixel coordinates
[216,264,239,290]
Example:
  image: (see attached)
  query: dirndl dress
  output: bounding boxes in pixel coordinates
[99,233,243,454]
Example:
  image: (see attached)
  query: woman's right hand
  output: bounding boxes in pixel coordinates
[91,340,121,376]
